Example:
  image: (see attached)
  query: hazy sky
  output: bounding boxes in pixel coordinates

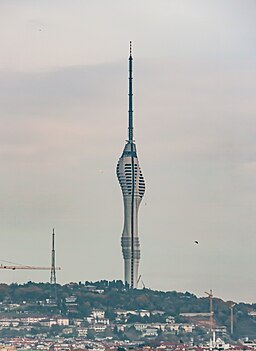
[0,0,256,303]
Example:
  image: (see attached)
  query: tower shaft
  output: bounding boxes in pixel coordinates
[116,42,145,289]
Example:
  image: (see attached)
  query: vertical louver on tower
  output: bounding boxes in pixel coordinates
[116,42,145,289]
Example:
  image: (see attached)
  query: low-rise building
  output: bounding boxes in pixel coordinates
[91,324,107,333]
[180,323,194,333]
[56,317,69,326]
[134,323,149,332]
[165,323,180,332]
[91,309,105,319]
[95,318,109,325]
[166,316,175,324]
[21,315,46,325]
[142,328,158,337]
[179,312,212,318]
[62,327,74,335]
[77,327,88,337]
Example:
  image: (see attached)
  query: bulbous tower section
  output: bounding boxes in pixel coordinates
[116,43,145,289]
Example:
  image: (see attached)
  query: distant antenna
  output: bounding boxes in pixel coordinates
[128,41,134,143]
[50,228,57,300]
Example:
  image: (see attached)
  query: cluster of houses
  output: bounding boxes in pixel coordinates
[0,306,198,339]
[1,338,256,351]
[0,315,69,329]
[0,304,254,351]
[0,296,232,342]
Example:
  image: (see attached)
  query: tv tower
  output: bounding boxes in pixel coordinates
[50,228,57,300]
[116,42,146,289]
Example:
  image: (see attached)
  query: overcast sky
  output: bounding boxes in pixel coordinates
[0,0,256,303]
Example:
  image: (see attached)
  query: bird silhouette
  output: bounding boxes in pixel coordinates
[194,240,199,244]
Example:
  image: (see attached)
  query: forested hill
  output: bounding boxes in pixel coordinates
[0,280,256,338]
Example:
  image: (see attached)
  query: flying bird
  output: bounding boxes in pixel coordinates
[194,240,199,244]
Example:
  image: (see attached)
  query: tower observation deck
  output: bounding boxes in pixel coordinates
[116,42,145,289]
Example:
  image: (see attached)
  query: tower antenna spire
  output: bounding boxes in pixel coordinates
[128,41,133,143]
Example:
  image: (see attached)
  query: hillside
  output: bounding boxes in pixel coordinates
[0,280,256,339]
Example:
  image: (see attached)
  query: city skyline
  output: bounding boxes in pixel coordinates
[0,1,256,303]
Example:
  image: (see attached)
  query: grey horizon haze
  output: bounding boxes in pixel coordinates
[0,0,256,303]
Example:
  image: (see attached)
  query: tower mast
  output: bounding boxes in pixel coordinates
[50,228,57,300]
[128,41,133,143]
[129,41,135,288]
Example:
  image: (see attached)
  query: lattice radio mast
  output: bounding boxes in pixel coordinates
[50,228,57,300]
